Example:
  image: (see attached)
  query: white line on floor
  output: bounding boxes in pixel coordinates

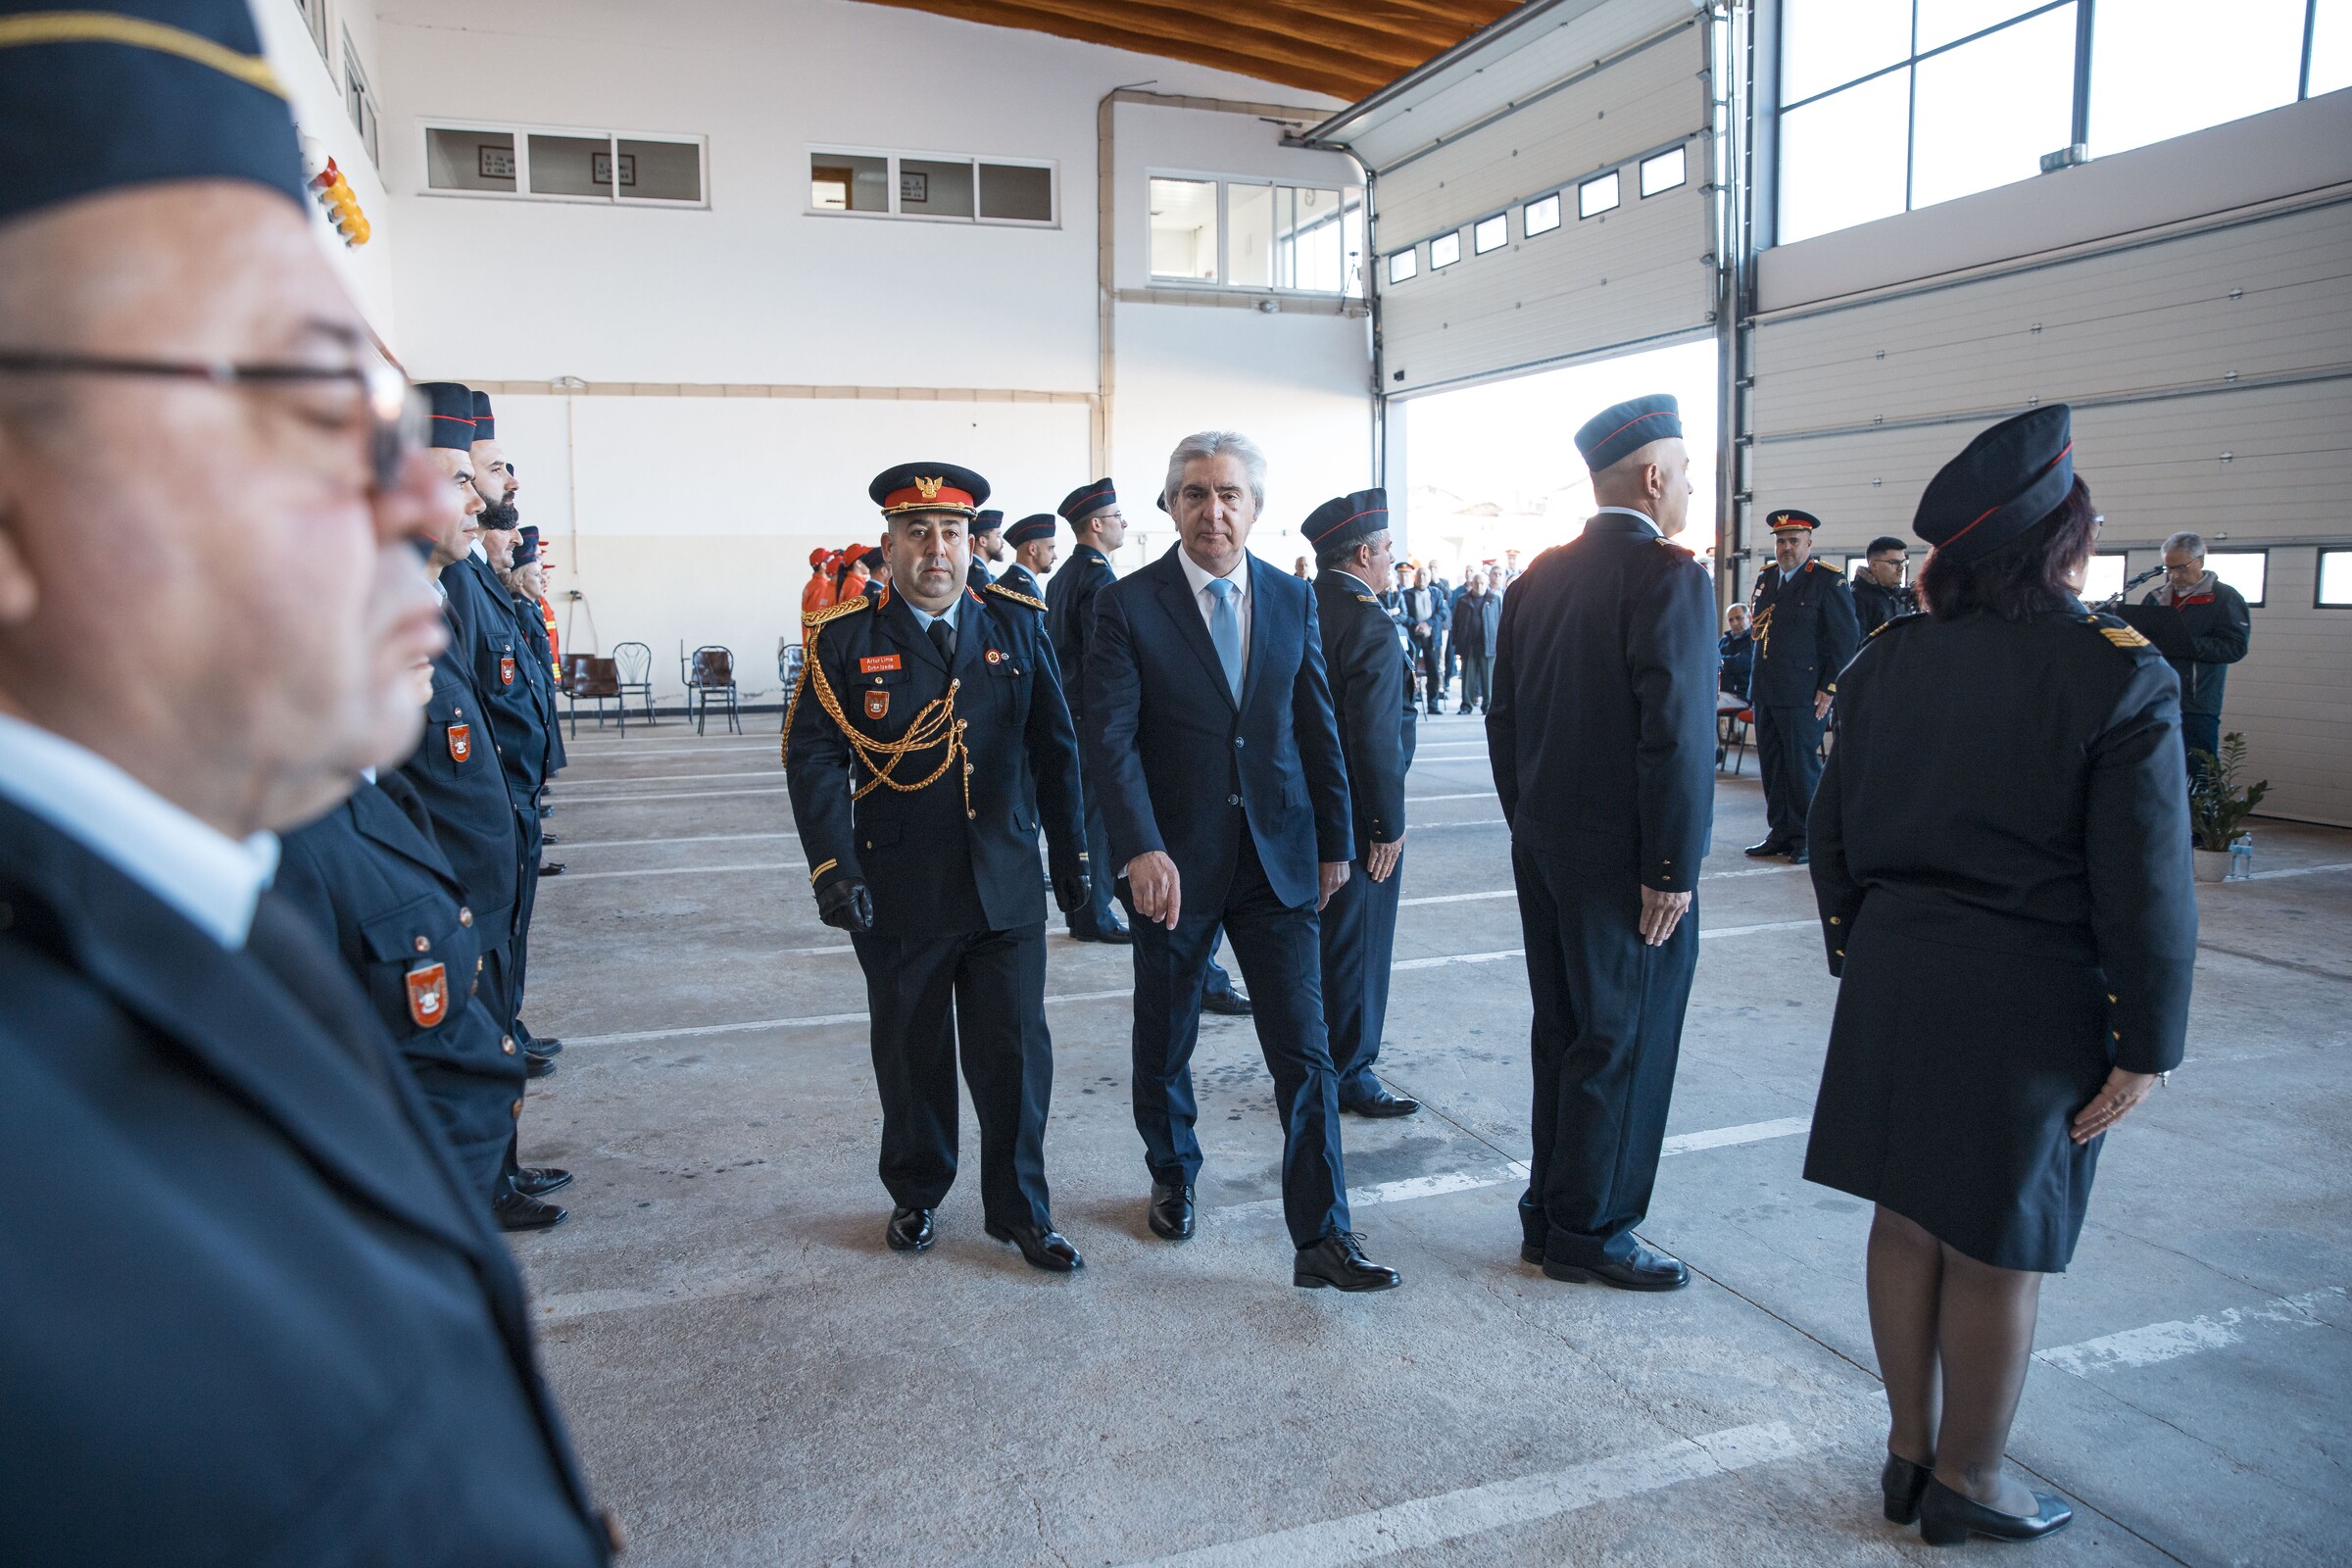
[1660,1115,1813,1154]
[1387,921,1811,971]
[552,767,782,787]
[2246,860,2352,881]
[1120,1420,1822,1568]
[1410,818,1506,832]
[2034,1286,2346,1378]
[550,860,803,882]
[1397,889,1515,906]
[1403,791,1494,803]
[554,831,800,851]
[558,786,790,805]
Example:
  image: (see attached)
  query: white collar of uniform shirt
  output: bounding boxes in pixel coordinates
[1592,505,1662,536]
[905,593,959,634]
[0,710,279,949]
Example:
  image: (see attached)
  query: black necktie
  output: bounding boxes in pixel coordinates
[928,617,956,665]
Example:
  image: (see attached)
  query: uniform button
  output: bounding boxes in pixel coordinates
[458,906,473,926]
[1829,916,1841,926]
[1234,737,1245,747]
[1228,794,1242,806]
[414,934,431,952]
[966,809,977,820]
[502,1036,516,1054]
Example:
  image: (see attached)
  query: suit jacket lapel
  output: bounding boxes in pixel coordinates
[1152,549,1237,710]
[1237,556,1275,716]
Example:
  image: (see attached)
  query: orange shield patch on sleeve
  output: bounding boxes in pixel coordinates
[864,690,890,719]
[448,722,472,763]
[406,962,450,1028]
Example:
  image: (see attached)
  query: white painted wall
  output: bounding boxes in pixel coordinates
[336,0,1373,699]
[253,0,400,335]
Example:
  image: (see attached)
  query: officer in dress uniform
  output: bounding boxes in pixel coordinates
[505,524,565,891]
[968,508,1005,591]
[0,6,611,1554]
[515,523,569,788]
[1489,395,1716,1293]
[1746,508,1860,864]
[784,463,1092,1271]
[1000,512,1055,601]
[1306,491,1420,1118]
[1047,478,1131,945]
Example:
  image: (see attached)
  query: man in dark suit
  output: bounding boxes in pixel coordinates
[999,512,1055,601]
[786,463,1092,1271]
[1449,571,1501,713]
[1489,394,1716,1293]
[1047,478,1130,943]
[1851,535,1916,636]
[0,10,612,1554]
[1306,490,1419,1118]
[1085,431,1399,1292]
[1746,508,1860,864]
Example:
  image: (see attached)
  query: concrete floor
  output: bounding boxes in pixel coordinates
[514,712,2352,1567]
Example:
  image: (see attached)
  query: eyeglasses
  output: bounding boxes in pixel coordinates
[0,349,426,491]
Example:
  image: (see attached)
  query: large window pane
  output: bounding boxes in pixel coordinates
[811,153,887,212]
[1912,5,2076,208]
[1341,199,1366,298]
[426,127,514,192]
[2207,550,2269,606]
[2310,0,2352,96]
[1279,187,1347,291]
[2082,554,2129,603]
[1229,183,1274,286]
[1524,193,1561,235]
[2090,0,2305,157]
[1916,0,2042,52]
[1150,177,1218,280]
[900,158,973,218]
[617,138,701,203]
[977,163,1054,221]
[1579,170,1621,217]
[528,134,613,199]
[1782,0,1912,103]
[1778,69,1910,243]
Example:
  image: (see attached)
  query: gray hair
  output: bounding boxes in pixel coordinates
[2162,530,2206,561]
[1315,528,1389,573]
[1164,430,1267,513]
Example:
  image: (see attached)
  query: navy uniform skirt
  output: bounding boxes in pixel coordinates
[1803,897,2115,1273]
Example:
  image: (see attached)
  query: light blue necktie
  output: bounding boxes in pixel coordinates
[1205,576,1243,701]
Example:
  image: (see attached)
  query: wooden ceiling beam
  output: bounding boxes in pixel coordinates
[989,0,1464,62]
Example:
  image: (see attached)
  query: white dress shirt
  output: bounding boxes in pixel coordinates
[1177,548,1251,686]
[0,711,278,949]
[1592,505,1663,537]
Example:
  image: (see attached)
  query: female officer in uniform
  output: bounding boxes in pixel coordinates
[1802,407,2196,1547]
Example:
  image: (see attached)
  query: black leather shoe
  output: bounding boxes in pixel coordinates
[1918,1478,2073,1546]
[1294,1232,1402,1292]
[514,1165,572,1198]
[1541,1242,1689,1291]
[524,1052,556,1079]
[493,1188,566,1231]
[986,1219,1084,1272]
[1743,837,1788,858]
[1201,988,1253,1016]
[1788,845,1809,864]
[885,1206,934,1252]
[1069,919,1133,945]
[520,1032,563,1055]
[1342,1087,1421,1117]
[1882,1454,1934,1525]
[1147,1181,1196,1241]
[1519,1242,1544,1265]
[538,861,565,877]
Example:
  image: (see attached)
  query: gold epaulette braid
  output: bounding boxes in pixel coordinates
[781,596,872,767]
[784,600,972,818]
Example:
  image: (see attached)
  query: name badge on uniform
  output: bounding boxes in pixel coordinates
[859,655,902,673]
[448,722,472,763]
[406,962,449,1028]
[865,690,890,719]
[500,655,515,686]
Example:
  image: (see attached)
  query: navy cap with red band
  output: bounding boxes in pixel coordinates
[1915,405,2075,566]
[1302,489,1389,552]
[1058,479,1116,524]
[1005,513,1056,545]
[416,382,475,451]
[1574,393,1682,472]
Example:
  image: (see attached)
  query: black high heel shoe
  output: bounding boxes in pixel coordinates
[1881,1453,1933,1525]
[1918,1477,2073,1546]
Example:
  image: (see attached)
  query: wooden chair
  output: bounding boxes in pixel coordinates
[686,645,740,736]
[565,655,625,738]
[612,640,656,725]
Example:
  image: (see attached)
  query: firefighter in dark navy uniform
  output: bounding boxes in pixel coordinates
[784,463,1092,1271]
[1746,508,1860,864]
[1046,478,1129,943]
[1305,490,1419,1118]
[967,508,1005,591]
[1802,406,2195,1545]
[999,512,1055,602]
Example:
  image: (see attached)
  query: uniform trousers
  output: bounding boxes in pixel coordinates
[1755,703,1826,849]
[1457,650,1493,711]
[1070,755,1123,937]
[1319,846,1404,1103]
[1511,842,1698,1265]
[511,803,543,1034]
[1125,827,1349,1249]
[848,920,1054,1229]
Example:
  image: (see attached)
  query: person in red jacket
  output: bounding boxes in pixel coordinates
[802,547,837,620]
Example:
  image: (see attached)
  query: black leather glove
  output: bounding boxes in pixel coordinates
[816,877,874,933]
[1052,868,1091,914]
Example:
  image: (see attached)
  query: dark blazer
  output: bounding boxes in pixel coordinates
[1045,542,1114,719]
[1084,547,1352,910]
[471,581,558,808]
[397,626,522,946]
[1314,569,1414,855]
[1488,512,1716,892]
[1850,575,1915,637]
[786,583,1086,939]
[511,590,567,777]
[1748,557,1862,707]
[1717,629,1754,698]
[2120,578,2252,717]
[275,773,528,1191]
[0,797,608,1565]
[997,561,1045,603]
[1450,587,1501,659]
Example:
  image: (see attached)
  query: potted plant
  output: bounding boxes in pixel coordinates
[2188,732,2268,883]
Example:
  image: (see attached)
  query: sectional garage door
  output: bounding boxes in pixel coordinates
[1747,195,2352,824]
[1315,0,1718,396]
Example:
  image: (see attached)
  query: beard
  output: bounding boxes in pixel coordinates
[478,496,520,529]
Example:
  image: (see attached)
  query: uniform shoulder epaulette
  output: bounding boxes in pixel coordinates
[804,596,870,628]
[1354,592,1380,605]
[985,582,1048,612]
[1867,610,1924,638]
[2084,611,2153,652]
[1655,535,1694,556]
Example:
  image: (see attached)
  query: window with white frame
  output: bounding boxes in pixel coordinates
[1778,0,2345,247]
[1524,193,1562,236]
[341,30,377,168]
[2318,549,2352,608]
[1579,171,1620,218]
[1472,213,1509,254]
[289,0,328,62]
[2205,549,2269,608]
[1640,144,1688,197]
[806,147,1053,224]
[1148,175,1364,295]
[1387,247,1418,284]
[1430,230,1462,269]
[424,122,707,205]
